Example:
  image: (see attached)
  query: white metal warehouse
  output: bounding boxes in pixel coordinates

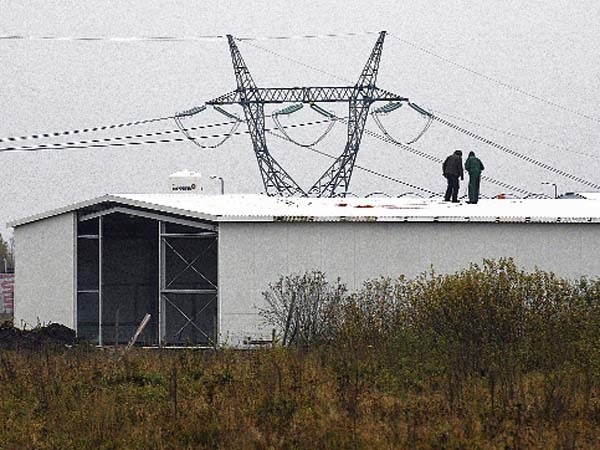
[8,193,600,347]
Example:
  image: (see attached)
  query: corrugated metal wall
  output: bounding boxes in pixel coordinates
[14,212,76,329]
[218,221,600,345]
[14,215,600,345]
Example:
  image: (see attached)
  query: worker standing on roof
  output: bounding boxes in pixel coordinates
[442,150,463,203]
[464,151,485,204]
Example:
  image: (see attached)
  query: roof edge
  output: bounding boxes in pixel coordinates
[7,194,221,228]
[7,194,115,228]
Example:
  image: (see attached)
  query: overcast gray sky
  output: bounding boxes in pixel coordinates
[1,0,600,237]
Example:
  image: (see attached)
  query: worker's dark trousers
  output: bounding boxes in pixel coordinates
[444,176,460,202]
[468,174,481,204]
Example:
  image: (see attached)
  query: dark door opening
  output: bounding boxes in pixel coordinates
[77,212,218,347]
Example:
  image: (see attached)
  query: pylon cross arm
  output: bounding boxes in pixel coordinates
[207,87,407,105]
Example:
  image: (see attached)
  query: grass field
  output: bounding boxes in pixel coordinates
[2,259,600,449]
[0,346,599,449]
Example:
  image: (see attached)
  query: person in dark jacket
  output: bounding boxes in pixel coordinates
[464,151,485,204]
[442,150,463,202]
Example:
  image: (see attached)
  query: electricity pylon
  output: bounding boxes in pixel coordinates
[207,31,407,197]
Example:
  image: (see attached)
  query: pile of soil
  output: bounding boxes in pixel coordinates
[0,323,77,348]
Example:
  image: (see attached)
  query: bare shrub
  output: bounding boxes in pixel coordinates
[260,270,347,346]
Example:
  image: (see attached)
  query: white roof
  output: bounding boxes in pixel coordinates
[578,192,600,200]
[8,193,600,228]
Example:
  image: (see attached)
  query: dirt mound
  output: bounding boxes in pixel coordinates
[0,323,77,348]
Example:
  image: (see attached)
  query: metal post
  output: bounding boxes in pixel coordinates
[210,175,225,195]
[158,221,164,346]
[98,216,103,346]
[542,182,558,199]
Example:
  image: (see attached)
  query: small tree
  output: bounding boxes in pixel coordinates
[260,270,347,346]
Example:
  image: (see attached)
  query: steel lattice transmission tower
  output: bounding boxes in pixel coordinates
[207,31,407,197]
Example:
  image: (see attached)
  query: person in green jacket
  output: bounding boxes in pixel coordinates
[464,151,485,204]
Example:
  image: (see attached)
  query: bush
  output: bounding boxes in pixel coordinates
[260,270,347,346]
[261,259,600,389]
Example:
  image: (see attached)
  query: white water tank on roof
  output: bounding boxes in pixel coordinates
[168,170,203,193]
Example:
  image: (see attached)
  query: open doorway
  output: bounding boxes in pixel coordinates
[77,211,217,346]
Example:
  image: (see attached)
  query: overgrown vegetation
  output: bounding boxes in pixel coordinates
[2,259,600,449]
[260,270,347,346]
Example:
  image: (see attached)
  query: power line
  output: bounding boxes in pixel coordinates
[0,113,328,151]
[360,120,533,196]
[228,38,534,196]
[0,35,226,42]
[307,106,533,196]
[273,122,531,197]
[0,119,241,151]
[0,107,529,196]
[7,28,598,128]
[388,33,600,126]
[174,115,242,149]
[431,113,600,190]
[232,37,584,194]
[185,104,450,196]
[3,110,437,197]
[175,106,434,195]
[3,32,574,195]
[282,105,532,196]
[0,106,317,146]
[272,110,336,147]
[0,96,450,196]
[239,39,351,83]
[0,118,334,153]
[0,109,296,145]
[267,129,438,195]
[0,31,377,43]
[429,108,600,161]
[237,31,379,41]
[0,115,175,143]
[239,32,600,168]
